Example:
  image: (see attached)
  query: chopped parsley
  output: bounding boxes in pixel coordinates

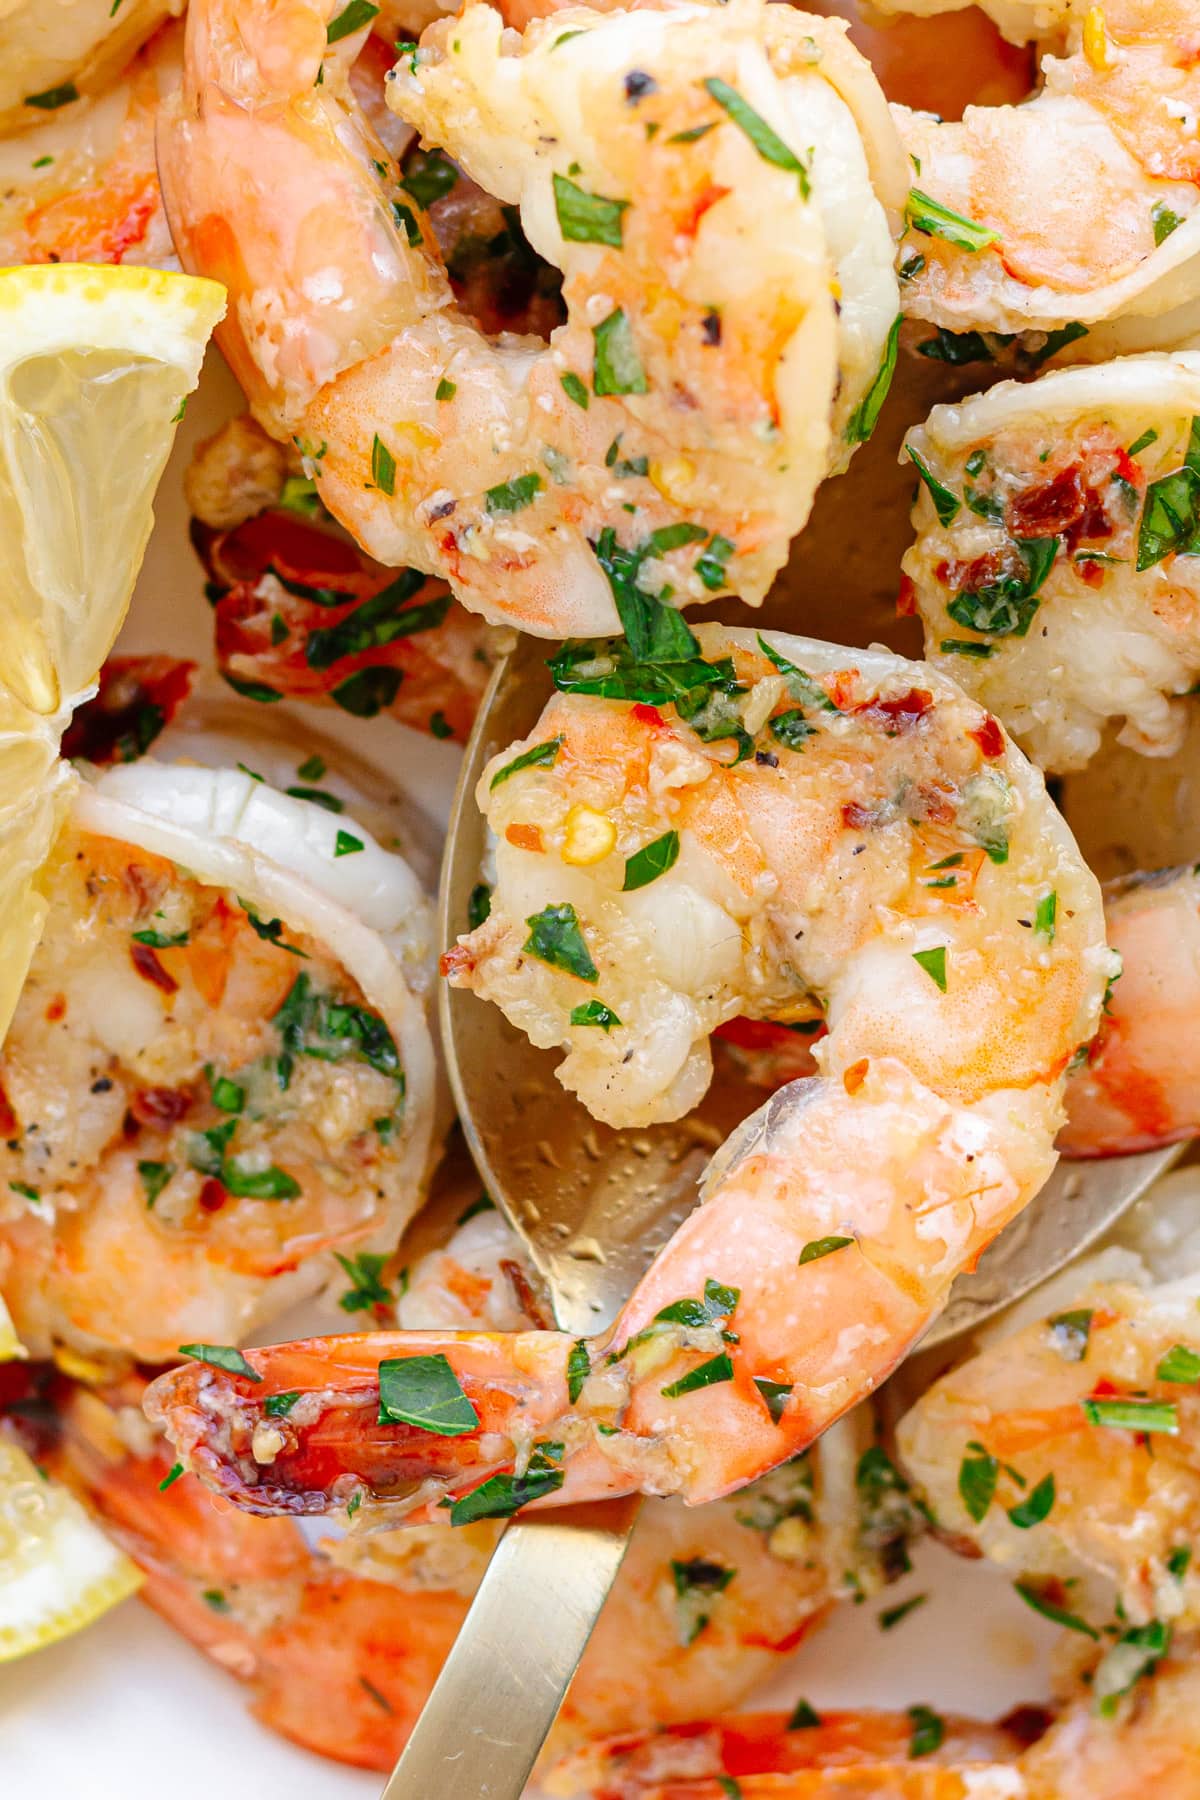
[400,148,459,209]
[435,378,456,402]
[489,736,563,789]
[880,1594,927,1631]
[326,0,379,41]
[335,830,364,857]
[286,785,342,812]
[753,1377,792,1423]
[1015,1578,1099,1637]
[622,829,680,890]
[661,1351,734,1398]
[335,1251,394,1313]
[1082,1396,1179,1434]
[377,1353,480,1435]
[138,1161,174,1207]
[370,434,396,496]
[1136,418,1200,570]
[958,1443,998,1523]
[797,1235,853,1266]
[845,316,902,445]
[485,473,543,515]
[331,669,406,716]
[570,1000,621,1030]
[947,536,1058,639]
[788,1698,821,1728]
[523,903,598,981]
[907,446,960,526]
[468,883,491,929]
[560,371,590,409]
[703,78,810,198]
[553,173,629,246]
[912,946,948,991]
[1155,1344,1200,1384]
[178,1343,262,1382]
[1152,201,1182,247]
[131,928,189,948]
[907,1704,945,1759]
[905,189,998,252]
[1047,1308,1092,1361]
[306,577,447,671]
[567,1339,591,1403]
[593,308,647,396]
[671,1556,735,1644]
[264,1391,300,1418]
[1007,1471,1055,1529]
[24,82,80,110]
[449,1460,566,1525]
[1034,891,1057,941]
[158,1462,184,1491]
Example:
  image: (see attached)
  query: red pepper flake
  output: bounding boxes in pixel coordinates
[0,1081,18,1139]
[1006,463,1116,552]
[856,688,933,736]
[198,1178,227,1213]
[631,703,663,728]
[1076,557,1105,589]
[130,1086,192,1128]
[842,800,874,830]
[896,574,917,617]
[678,182,731,237]
[43,994,67,1023]
[843,1057,869,1095]
[439,943,476,980]
[131,941,178,994]
[1007,466,1087,539]
[969,714,1005,760]
[501,1258,552,1329]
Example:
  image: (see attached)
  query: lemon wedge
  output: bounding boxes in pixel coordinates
[0,1441,141,1661]
[0,1294,27,1362]
[0,263,224,1039]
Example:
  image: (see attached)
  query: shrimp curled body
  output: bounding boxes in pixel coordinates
[0,761,436,1364]
[144,627,1109,1519]
[158,0,904,635]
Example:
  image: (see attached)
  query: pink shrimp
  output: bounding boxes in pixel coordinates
[143,625,1108,1522]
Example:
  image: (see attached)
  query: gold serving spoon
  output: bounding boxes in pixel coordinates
[379,628,1183,1799]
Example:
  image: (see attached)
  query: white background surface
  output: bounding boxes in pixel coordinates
[0,362,1065,1797]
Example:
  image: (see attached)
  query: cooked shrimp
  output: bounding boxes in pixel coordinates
[901,355,1200,773]
[0,0,181,139]
[704,863,1200,1162]
[0,760,435,1363]
[443,623,1105,1130]
[1061,867,1200,1157]
[187,430,492,745]
[158,0,905,635]
[38,1202,922,1771]
[0,21,180,268]
[143,624,1108,1520]
[545,1708,1036,1797]
[889,0,1200,346]
[897,1161,1200,1632]
[60,655,197,767]
[545,1651,1200,1798]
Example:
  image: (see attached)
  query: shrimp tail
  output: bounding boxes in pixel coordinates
[144,1058,1054,1520]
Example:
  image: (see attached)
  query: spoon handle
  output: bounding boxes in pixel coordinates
[379,1498,638,1800]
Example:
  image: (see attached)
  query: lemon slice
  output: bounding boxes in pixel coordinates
[0,263,225,715]
[0,1441,141,1661]
[0,1293,26,1362]
[0,263,223,1041]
